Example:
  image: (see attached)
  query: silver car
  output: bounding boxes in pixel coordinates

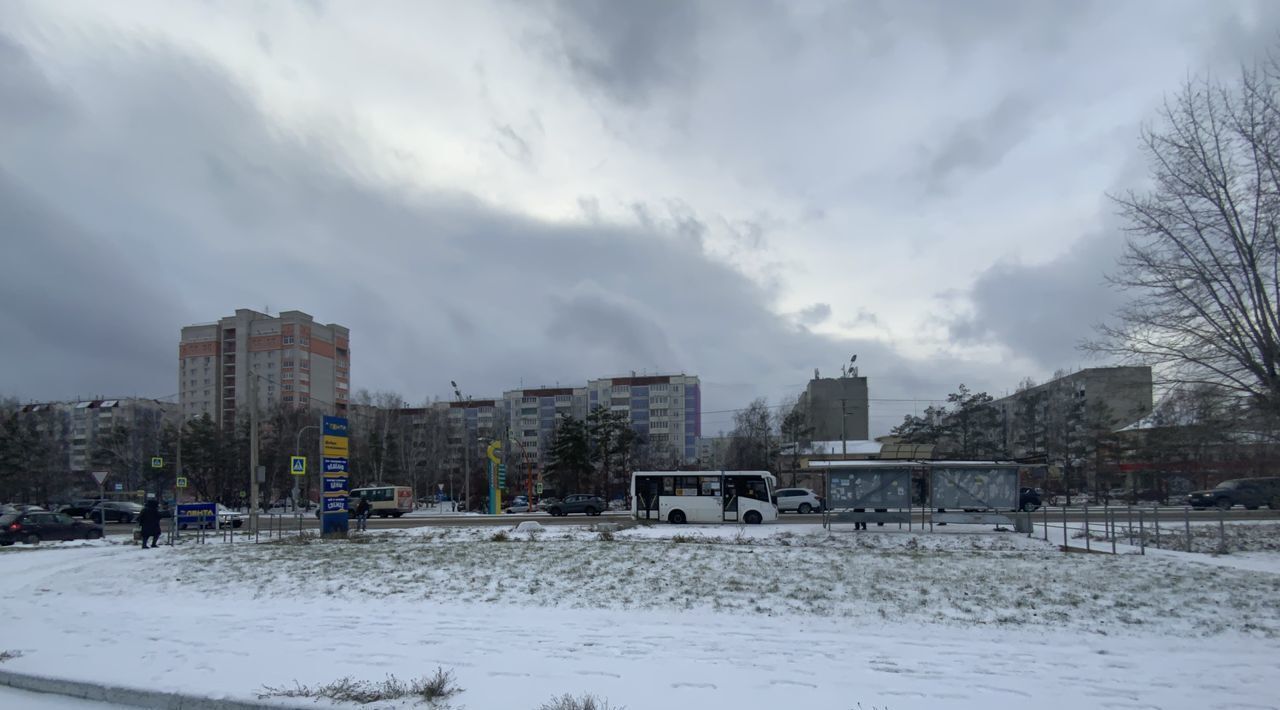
[772,488,824,514]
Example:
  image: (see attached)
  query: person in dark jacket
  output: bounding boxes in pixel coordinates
[355,498,371,532]
[139,499,163,548]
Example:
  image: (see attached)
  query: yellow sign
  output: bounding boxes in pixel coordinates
[486,439,502,464]
[323,435,349,457]
[290,456,306,476]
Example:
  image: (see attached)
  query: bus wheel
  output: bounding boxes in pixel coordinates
[668,510,686,524]
[744,511,763,525]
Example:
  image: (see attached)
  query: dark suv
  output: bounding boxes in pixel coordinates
[1187,478,1280,510]
[1019,488,1042,512]
[545,494,606,517]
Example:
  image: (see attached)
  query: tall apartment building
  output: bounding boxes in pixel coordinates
[793,374,870,443]
[586,374,701,463]
[179,309,350,425]
[502,386,588,469]
[18,398,178,477]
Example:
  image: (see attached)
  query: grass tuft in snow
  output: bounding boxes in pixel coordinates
[0,650,23,663]
[258,667,461,705]
[537,693,622,710]
[597,529,615,542]
[490,530,511,542]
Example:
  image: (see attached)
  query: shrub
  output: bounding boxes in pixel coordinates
[259,667,461,705]
[537,693,621,710]
[490,530,510,542]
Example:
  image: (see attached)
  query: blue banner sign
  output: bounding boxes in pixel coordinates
[177,502,216,528]
[322,496,348,513]
[322,457,349,473]
[322,416,349,438]
[322,476,349,494]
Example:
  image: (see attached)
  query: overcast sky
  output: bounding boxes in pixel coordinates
[2,1,1277,435]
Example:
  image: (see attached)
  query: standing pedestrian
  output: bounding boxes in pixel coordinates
[139,498,163,549]
[355,497,371,532]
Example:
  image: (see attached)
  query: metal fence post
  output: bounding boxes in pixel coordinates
[1153,505,1160,550]
[1185,506,1192,553]
[1218,507,1227,554]
[1138,510,1145,555]
[1084,505,1091,552]
[1127,505,1134,546]
[1111,510,1117,555]
[1062,505,1068,549]
[1043,504,1049,541]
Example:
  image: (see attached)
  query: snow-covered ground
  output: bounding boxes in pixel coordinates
[2,523,1278,709]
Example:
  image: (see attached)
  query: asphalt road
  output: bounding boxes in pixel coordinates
[93,506,1277,535]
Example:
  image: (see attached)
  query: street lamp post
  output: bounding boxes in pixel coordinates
[451,381,470,512]
[295,424,318,512]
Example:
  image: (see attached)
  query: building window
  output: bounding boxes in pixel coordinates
[284,384,294,391]
[283,336,294,345]
[522,397,537,404]
[523,429,537,437]
[300,359,310,371]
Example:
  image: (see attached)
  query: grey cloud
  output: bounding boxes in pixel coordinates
[921,92,1036,188]
[795,303,831,326]
[540,0,701,105]
[0,26,1000,424]
[947,232,1126,371]
[494,123,533,164]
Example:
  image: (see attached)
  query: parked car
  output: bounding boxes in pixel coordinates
[0,511,104,546]
[503,503,531,514]
[86,501,144,523]
[1019,487,1042,512]
[545,494,606,517]
[1187,477,1280,510]
[771,488,825,514]
[57,499,99,518]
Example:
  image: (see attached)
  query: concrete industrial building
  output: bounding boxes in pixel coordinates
[793,374,870,442]
[991,366,1153,458]
[179,309,350,425]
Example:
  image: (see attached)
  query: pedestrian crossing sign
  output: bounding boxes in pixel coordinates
[176,477,188,488]
[290,456,306,476]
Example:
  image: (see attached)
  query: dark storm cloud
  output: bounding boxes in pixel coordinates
[947,233,1126,371]
[0,25,984,419]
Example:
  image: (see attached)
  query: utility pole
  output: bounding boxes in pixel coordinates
[249,366,259,535]
[840,398,848,458]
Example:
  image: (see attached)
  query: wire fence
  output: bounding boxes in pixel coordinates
[1031,504,1280,555]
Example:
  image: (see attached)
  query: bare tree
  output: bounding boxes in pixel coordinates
[1092,53,1280,422]
[726,398,774,470]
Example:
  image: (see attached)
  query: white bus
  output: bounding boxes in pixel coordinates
[631,471,778,524]
[348,486,413,518]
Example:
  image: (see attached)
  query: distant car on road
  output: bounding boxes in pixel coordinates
[86,501,143,524]
[57,499,99,518]
[503,503,531,514]
[771,488,824,514]
[1187,478,1280,510]
[545,494,606,517]
[0,511,104,546]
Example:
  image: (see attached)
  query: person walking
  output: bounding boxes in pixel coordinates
[355,497,371,532]
[139,498,163,549]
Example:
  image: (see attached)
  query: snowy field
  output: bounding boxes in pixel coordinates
[2,523,1279,709]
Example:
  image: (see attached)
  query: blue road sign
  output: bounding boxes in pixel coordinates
[322,476,349,494]
[322,457,349,473]
[322,416,349,438]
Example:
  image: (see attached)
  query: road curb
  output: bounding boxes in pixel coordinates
[0,668,310,709]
